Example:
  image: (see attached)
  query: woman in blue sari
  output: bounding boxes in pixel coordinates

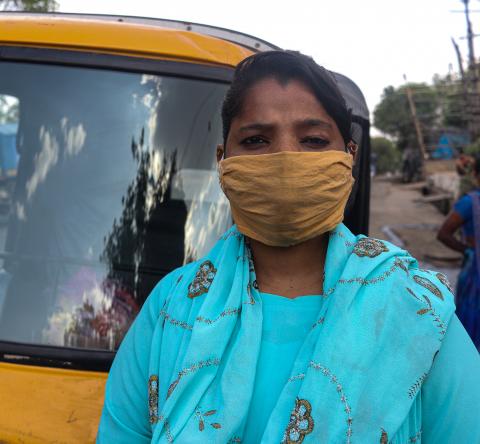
[98,51,480,443]
[438,156,480,349]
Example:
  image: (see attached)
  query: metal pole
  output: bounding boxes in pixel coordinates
[452,37,473,135]
[403,74,428,161]
[463,0,476,68]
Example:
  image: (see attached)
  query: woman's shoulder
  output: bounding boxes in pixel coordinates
[144,260,201,309]
[342,228,456,323]
[453,191,480,214]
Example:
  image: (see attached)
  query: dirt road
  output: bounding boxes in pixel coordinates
[369,177,461,285]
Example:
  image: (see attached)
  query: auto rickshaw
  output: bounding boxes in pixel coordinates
[0,12,370,443]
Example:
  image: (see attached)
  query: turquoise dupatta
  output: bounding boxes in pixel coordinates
[145,224,454,443]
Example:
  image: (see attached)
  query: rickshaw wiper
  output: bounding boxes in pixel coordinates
[0,339,115,371]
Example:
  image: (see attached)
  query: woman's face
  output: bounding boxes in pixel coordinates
[220,77,346,159]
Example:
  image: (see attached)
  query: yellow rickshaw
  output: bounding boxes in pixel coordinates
[0,13,370,443]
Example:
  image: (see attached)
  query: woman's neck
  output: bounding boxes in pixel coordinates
[249,234,329,299]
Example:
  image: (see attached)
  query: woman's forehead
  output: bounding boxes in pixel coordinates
[234,78,334,125]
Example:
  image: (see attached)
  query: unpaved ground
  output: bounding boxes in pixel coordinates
[369,177,461,285]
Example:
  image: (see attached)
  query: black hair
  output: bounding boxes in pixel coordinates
[221,50,352,148]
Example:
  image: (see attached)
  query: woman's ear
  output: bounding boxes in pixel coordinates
[347,141,358,164]
[217,144,225,162]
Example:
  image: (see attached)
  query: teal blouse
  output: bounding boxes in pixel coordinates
[243,293,324,443]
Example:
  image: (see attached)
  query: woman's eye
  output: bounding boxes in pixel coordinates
[240,136,268,146]
[302,137,330,148]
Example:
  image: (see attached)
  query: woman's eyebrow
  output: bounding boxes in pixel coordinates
[298,119,333,129]
[239,119,332,132]
[239,123,274,132]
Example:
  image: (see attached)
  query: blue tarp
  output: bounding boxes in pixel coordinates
[432,132,470,159]
[0,123,18,172]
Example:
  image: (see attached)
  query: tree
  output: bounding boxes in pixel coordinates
[0,97,19,124]
[0,0,58,11]
[432,73,469,130]
[373,83,439,151]
[371,137,401,174]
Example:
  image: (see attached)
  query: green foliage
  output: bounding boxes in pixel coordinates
[374,74,469,155]
[373,83,439,151]
[0,0,58,11]
[371,137,401,174]
[464,138,480,156]
[432,73,468,130]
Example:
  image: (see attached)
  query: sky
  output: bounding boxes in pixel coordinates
[57,0,479,119]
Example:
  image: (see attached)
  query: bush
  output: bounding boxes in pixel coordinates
[464,138,480,156]
[371,137,401,174]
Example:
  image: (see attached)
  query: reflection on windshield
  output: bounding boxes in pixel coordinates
[0,62,231,350]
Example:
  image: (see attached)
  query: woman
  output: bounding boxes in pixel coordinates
[438,155,480,349]
[98,51,480,443]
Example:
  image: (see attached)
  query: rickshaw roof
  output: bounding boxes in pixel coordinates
[0,12,369,120]
[0,13,254,67]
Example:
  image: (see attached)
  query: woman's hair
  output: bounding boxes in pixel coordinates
[221,50,352,148]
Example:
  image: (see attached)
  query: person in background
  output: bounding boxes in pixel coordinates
[455,149,476,197]
[438,155,480,349]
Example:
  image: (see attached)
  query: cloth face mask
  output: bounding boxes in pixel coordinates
[219,150,354,247]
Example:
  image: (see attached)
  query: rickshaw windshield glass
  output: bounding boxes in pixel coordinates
[0,61,231,351]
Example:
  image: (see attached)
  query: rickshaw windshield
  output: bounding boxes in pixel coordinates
[0,61,231,351]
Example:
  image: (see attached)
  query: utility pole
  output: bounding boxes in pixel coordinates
[462,0,480,139]
[463,0,476,68]
[452,37,472,134]
[403,74,427,161]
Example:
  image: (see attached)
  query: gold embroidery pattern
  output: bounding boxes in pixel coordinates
[188,261,217,298]
[436,272,453,293]
[228,437,242,443]
[322,264,399,298]
[353,238,389,258]
[394,257,409,275]
[164,419,173,443]
[408,373,427,399]
[167,358,221,398]
[413,275,443,300]
[196,307,242,325]
[195,407,221,431]
[160,307,242,332]
[407,288,447,335]
[156,415,174,443]
[244,283,256,305]
[309,361,353,442]
[380,428,388,443]
[288,373,306,383]
[336,261,400,286]
[330,230,356,247]
[222,231,243,241]
[148,375,159,424]
[322,257,412,297]
[160,309,193,331]
[311,317,325,329]
[282,398,314,444]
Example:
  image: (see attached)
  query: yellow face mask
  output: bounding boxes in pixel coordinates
[219,150,354,247]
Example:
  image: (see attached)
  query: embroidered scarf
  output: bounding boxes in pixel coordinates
[149,224,455,443]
